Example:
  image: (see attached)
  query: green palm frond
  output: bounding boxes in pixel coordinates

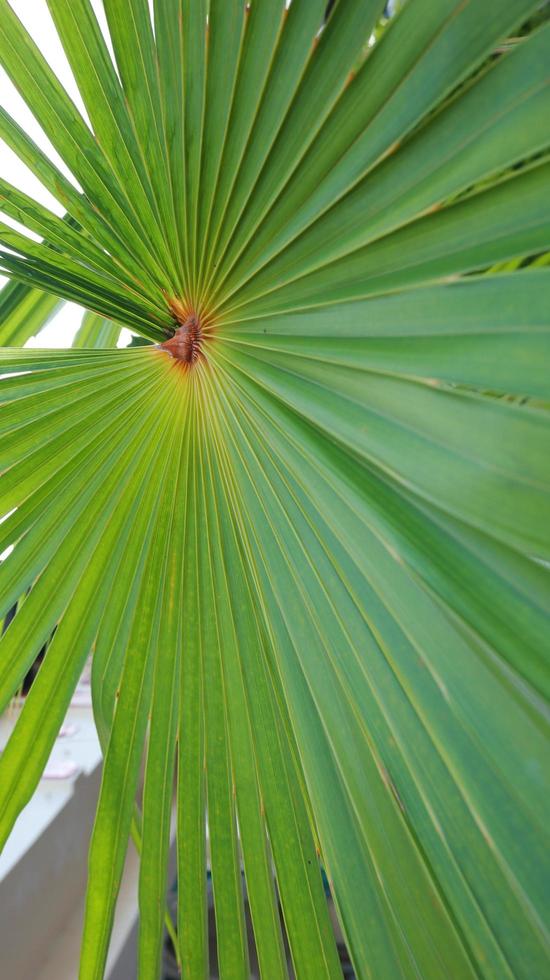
[72,309,122,349]
[0,278,62,344]
[1,2,549,978]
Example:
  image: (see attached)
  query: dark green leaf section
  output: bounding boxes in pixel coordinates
[216,20,550,303]
[225,270,550,399]
[0,323,548,978]
[1,2,549,979]
[224,162,550,315]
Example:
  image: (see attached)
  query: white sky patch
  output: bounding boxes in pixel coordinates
[117,328,133,348]
[0,543,14,562]
[24,300,84,348]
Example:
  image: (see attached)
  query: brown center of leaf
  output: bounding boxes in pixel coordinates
[160,314,203,365]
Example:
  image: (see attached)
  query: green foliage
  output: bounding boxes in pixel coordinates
[0,279,61,345]
[1,2,549,978]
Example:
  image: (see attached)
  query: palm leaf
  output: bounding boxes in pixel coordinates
[1,2,549,978]
[0,278,62,344]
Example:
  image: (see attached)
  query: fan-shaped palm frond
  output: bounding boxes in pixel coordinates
[1,2,549,978]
